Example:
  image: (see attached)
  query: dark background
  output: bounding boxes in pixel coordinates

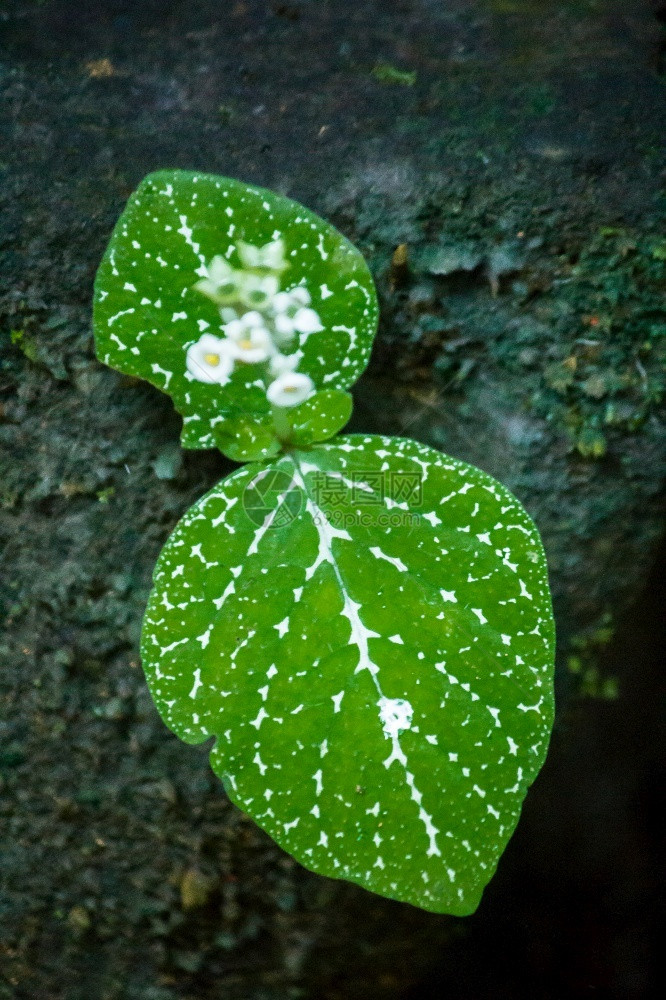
[1,1,664,997]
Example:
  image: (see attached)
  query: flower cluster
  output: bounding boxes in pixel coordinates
[185,239,322,408]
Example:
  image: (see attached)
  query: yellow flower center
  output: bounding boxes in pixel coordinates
[239,338,253,350]
[204,353,220,367]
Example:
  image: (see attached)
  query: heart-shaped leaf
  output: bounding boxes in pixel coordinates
[288,389,353,446]
[142,435,554,914]
[93,170,378,450]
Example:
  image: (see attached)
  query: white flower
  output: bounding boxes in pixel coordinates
[194,256,242,304]
[273,287,311,313]
[266,371,314,408]
[289,286,311,306]
[232,327,274,364]
[237,238,289,273]
[224,312,275,363]
[292,307,323,335]
[273,313,297,342]
[224,311,263,338]
[270,287,322,343]
[239,272,279,310]
[186,334,235,384]
[269,351,303,378]
[219,307,239,323]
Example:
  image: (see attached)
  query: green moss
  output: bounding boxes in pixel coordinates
[566,615,619,699]
[371,62,416,87]
[574,425,607,459]
[567,659,619,700]
[523,228,666,452]
[10,328,39,363]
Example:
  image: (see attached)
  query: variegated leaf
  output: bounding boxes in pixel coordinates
[141,435,555,914]
[93,171,377,450]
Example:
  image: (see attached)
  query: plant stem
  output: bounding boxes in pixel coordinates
[271,404,293,445]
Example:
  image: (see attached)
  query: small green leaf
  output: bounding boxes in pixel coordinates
[288,389,353,445]
[93,171,378,451]
[214,413,281,463]
[194,389,353,461]
[142,435,554,914]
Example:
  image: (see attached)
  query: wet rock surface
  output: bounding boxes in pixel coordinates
[1,1,664,997]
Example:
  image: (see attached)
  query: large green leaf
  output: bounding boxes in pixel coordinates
[93,170,378,450]
[141,435,555,914]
